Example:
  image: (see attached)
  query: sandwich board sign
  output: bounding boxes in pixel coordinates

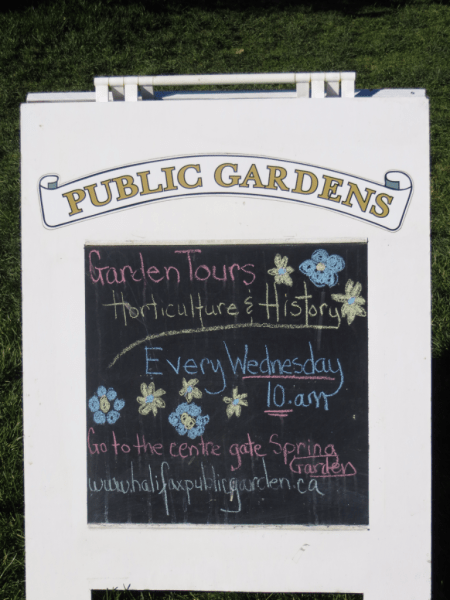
[21,73,431,599]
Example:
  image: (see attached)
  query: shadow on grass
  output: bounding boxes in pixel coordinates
[432,350,450,600]
[2,0,450,16]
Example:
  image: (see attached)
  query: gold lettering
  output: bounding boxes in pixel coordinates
[62,189,86,216]
[177,164,202,189]
[369,193,393,218]
[266,165,289,191]
[161,167,178,191]
[292,170,318,195]
[239,164,266,189]
[84,180,113,207]
[137,171,163,195]
[214,163,240,187]
[318,175,343,202]
[112,175,139,201]
[341,182,376,212]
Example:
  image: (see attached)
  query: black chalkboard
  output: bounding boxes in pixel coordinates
[85,243,368,525]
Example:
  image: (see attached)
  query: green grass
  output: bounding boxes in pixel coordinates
[0,0,448,598]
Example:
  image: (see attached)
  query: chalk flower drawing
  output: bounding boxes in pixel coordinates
[331,279,367,325]
[179,378,202,403]
[299,249,345,288]
[137,382,166,416]
[168,402,210,439]
[88,386,125,425]
[268,254,295,286]
[223,387,248,418]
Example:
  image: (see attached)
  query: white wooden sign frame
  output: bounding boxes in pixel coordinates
[22,74,431,600]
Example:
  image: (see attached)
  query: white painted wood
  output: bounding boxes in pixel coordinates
[95,78,109,103]
[325,72,340,97]
[152,90,298,100]
[143,72,298,86]
[124,76,138,102]
[341,72,356,98]
[109,76,124,101]
[27,89,426,103]
[296,72,310,97]
[93,72,355,102]
[311,73,325,98]
[21,93,431,599]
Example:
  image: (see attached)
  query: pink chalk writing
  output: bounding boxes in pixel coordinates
[243,375,335,381]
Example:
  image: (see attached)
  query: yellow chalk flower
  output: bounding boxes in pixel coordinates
[223,387,248,418]
[268,254,294,286]
[331,279,367,325]
[179,378,202,403]
[137,382,166,416]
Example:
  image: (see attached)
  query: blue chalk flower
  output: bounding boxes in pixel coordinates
[299,249,345,288]
[168,402,210,440]
[88,386,124,424]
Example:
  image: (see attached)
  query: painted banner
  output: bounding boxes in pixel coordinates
[40,154,412,231]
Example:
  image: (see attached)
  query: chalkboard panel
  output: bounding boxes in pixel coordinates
[85,243,368,525]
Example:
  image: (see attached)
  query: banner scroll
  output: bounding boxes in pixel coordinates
[39,154,413,231]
